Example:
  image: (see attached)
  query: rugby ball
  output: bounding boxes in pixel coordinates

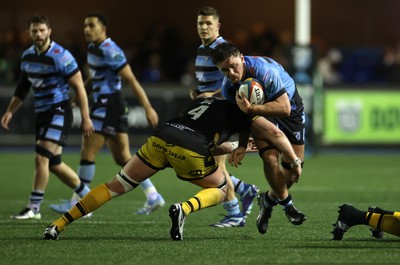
[237,78,265,105]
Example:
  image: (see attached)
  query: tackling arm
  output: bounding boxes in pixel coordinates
[251,116,302,179]
[237,92,291,117]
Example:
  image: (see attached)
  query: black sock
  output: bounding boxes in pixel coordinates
[370,207,394,215]
[352,208,368,225]
[264,191,278,208]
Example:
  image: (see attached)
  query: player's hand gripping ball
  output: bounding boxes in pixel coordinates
[237,78,265,105]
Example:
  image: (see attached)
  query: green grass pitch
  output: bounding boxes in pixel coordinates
[0,150,399,264]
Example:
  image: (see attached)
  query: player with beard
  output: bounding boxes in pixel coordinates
[1,14,94,220]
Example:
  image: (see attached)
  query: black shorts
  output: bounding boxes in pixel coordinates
[35,102,73,146]
[90,92,129,136]
[267,109,305,145]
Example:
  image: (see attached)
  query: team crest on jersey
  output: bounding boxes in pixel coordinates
[53,49,61,54]
[60,55,69,63]
[112,52,124,62]
[65,60,75,71]
[264,79,275,94]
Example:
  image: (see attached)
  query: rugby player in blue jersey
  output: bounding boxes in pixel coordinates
[48,11,165,215]
[43,96,302,241]
[1,15,94,220]
[210,42,307,234]
[193,6,259,228]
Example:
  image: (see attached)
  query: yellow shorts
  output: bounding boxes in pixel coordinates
[137,136,218,181]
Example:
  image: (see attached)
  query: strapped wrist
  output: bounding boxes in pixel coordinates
[291,157,301,168]
[230,141,239,150]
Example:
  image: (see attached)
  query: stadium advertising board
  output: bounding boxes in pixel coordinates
[323,90,400,144]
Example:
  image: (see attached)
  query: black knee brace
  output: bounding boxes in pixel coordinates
[49,155,62,166]
[258,145,277,157]
[35,145,53,159]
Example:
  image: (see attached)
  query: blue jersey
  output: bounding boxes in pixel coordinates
[15,41,79,112]
[221,56,303,112]
[87,38,128,103]
[195,36,226,93]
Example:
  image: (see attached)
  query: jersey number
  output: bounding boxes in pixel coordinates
[187,105,209,120]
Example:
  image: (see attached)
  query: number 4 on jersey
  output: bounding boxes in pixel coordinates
[187,105,209,120]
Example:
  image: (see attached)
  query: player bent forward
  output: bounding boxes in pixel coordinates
[44,97,301,241]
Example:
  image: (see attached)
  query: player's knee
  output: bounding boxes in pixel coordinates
[258,145,277,158]
[114,157,129,167]
[49,154,62,167]
[35,144,53,159]
[114,169,140,193]
[216,175,228,194]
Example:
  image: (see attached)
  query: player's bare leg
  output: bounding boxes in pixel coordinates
[254,140,306,234]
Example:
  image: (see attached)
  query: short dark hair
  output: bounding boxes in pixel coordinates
[86,11,109,27]
[27,14,50,29]
[210,42,241,65]
[197,6,219,19]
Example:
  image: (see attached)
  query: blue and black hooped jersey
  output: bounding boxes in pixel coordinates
[195,36,226,93]
[14,41,79,112]
[222,56,303,113]
[87,38,128,103]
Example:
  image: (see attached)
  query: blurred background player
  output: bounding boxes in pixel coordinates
[192,6,259,228]
[332,204,400,240]
[49,11,164,215]
[43,96,302,241]
[1,14,94,220]
[211,42,307,234]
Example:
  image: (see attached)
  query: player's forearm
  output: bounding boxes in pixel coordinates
[6,96,23,114]
[69,72,91,119]
[270,133,298,162]
[248,102,290,117]
[130,80,153,111]
[213,142,233,155]
[77,96,91,120]
[72,87,91,120]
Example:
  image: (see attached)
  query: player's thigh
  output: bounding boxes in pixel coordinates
[81,133,106,160]
[213,154,227,172]
[107,133,131,164]
[123,155,158,183]
[167,146,217,181]
[190,167,227,190]
[36,139,62,155]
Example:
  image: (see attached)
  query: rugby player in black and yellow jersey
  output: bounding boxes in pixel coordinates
[44,97,301,241]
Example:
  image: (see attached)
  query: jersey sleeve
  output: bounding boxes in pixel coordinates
[260,67,285,101]
[57,49,79,80]
[104,45,128,73]
[13,71,31,100]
